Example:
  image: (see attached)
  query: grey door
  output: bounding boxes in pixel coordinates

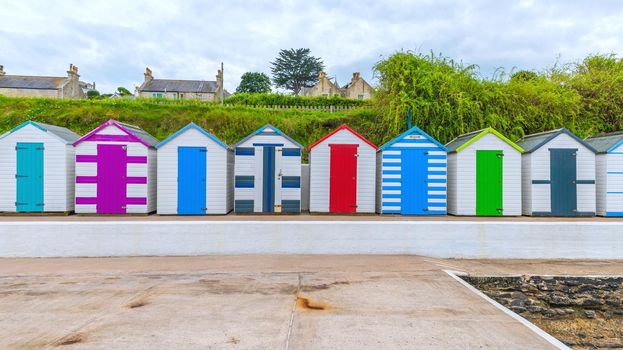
[550,148,577,215]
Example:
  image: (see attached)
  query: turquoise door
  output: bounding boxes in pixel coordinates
[16,142,44,212]
[550,149,577,215]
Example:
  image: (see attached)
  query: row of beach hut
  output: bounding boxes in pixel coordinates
[1,119,622,217]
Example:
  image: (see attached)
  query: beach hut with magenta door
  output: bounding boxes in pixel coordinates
[377,126,448,215]
[518,128,596,216]
[308,124,378,213]
[233,124,302,213]
[446,127,523,216]
[156,122,233,215]
[74,119,158,214]
[0,120,80,213]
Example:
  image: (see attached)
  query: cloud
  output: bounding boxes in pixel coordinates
[1,0,622,93]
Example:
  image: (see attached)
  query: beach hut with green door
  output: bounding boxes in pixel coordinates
[445,128,523,216]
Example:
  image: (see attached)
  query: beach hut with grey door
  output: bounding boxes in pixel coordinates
[0,121,80,212]
[233,124,302,213]
[308,124,378,213]
[377,126,448,215]
[156,123,233,215]
[446,128,523,216]
[74,120,158,214]
[517,128,596,216]
[586,132,623,216]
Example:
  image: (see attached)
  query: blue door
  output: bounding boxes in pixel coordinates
[550,149,577,215]
[401,149,428,215]
[16,142,44,212]
[262,146,275,213]
[177,147,207,214]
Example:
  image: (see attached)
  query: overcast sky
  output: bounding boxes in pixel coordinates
[1,0,622,94]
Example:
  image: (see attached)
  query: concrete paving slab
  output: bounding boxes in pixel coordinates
[1,255,609,349]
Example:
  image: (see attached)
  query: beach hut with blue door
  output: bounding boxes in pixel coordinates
[376,126,448,215]
[586,132,623,216]
[155,123,233,215]
[517,128,596,216]
[74,120,158,214]
[233,124,302,213]
[446,128,523,216]
[0,121,80,212]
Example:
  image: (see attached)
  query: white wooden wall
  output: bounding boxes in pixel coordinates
[446,153,458,215]
[524,133,595,215]
[0,124,74,212]
[234,128,301,213]
[309,129,376,213]
[595,154,607,216]
[156,128,231,214]
[448,133,522,216]
[602,144,623,216]
[75,124,154,214]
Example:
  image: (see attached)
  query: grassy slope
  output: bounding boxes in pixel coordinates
[0,96,383,148]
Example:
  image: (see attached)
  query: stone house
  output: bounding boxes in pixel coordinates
[0,64,86,99]
[136,67,226,101]
[302,71,373,99]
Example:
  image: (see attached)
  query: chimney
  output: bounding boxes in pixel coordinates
[351,72,360,83]
[216,63,224,103]
[319,71,327,79]
[0,65,5,76]
[144,67,153,84]
[67,64,80,81]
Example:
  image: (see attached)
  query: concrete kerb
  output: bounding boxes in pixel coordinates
[444,270,570,350]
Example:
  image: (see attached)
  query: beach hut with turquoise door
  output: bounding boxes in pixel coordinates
[308,124,378,213]
[376,126,448,215]
[74,120,158,214]
[586,131,623,216]
[446,128,523,216]
[518,128,596,216]
[233,124,302,213]
[0,121,80,213]
[155,123,233,215]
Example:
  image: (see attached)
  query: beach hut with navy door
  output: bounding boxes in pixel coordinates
[233,124,302,213]
[586,132,623,216]
[155,123,233,215]
[308,124,378,213]
[376,126,448,215]
[0,121,80,213]
[517,128,596,216]
[74,120,158,214]
[446,128,523,216]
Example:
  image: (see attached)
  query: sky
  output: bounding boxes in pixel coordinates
[1,0,622,94]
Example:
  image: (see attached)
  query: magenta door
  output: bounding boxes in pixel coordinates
[97,144,127,214]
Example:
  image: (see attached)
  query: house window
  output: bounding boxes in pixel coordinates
[180,93,184,99]
[358,94,364,99]
[152,93,163,98]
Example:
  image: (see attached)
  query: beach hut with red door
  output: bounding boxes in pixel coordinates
[73,120,158,214]
[308,124,378,213]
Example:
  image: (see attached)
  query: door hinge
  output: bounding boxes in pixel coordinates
[496,153,504,157]
[201,208,208,211]
[354,153,360,157]
[36,203,44,206]
[15,202,26,206]
[350,205,358,208]
[36,147,44,150]
[15,174,27,178]
[122,146,127,151]
[200,149,208,152]
[497,208,504,212]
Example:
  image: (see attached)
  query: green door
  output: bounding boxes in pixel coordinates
[476,150,503,216]
[16,142,44,212]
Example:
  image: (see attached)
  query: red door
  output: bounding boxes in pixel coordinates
[329,144,358,213]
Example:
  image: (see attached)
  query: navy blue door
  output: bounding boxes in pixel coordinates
[550,149,577,215]
[178,147,207,214]
[401,149,428,214]
[262,146,275,213]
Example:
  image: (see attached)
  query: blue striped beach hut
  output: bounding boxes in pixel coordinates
[377,126,448,215]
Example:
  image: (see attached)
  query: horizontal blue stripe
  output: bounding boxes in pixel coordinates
[395,139,432,143]
[427,155,446,160]
[385,147,443,152]
[607,172,623,175]
[383,178,401,183]
[605,212,623,216]
[532,180,550,184]
[607,192,623,194]
[428,194,446,199]
[382,202,401,206]
[577,180,595,184]
[382,210,401,214]
[382,170,402,174]
[428,171,447,175]
[382,162,400,167]
[383,154,402,159]
[609,152,623,154]
[427,179,447,183]
[282,148,301,156]
[382,185,400,190]
[382,194,401,198]
[253,143,284,146]
[235,147,255,156]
